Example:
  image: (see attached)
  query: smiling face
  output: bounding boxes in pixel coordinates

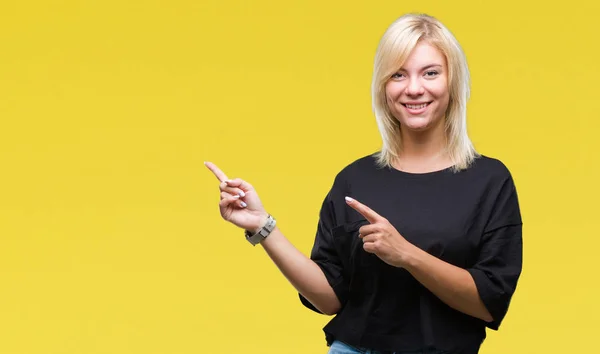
[385,41,450,133]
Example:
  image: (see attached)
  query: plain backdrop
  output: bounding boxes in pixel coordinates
[1,1,598,353]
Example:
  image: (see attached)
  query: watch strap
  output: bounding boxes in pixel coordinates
[245,214,276,246]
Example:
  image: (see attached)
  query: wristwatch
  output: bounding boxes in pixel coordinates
[245,214,276,246]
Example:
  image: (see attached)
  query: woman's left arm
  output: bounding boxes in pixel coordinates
[346,196,522,326]
[402,245,493,322]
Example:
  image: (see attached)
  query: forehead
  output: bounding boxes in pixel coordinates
[401,41,446,69]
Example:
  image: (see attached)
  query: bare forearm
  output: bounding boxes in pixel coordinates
[259,227,341,315]
[403,245,493,322]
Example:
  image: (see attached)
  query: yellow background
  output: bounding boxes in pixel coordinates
[1,0,598,353]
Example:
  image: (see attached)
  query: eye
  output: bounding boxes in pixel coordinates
[424,70,439,77]
[391,72,405,80]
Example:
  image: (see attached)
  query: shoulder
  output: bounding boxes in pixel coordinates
[457,155,520,207]
[323,152,380,197]
[470,156,522,229]
[467,155,515,182]
[333,152,380,182]
[470,155,521,208]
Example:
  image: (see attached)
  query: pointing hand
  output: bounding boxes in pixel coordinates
[205,161,269,233]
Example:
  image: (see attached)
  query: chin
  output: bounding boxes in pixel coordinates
[401,118,432,131]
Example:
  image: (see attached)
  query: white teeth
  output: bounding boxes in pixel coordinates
[406,103,428,109]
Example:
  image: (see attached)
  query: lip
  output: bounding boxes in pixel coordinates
[401,102,431,115]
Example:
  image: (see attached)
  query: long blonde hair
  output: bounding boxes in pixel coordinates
[371,13,478,171]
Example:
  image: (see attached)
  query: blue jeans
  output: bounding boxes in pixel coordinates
[328,340,449,354]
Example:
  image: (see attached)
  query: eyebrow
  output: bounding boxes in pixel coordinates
[398,64,443,71]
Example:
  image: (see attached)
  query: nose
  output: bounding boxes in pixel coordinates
[405,77,425,97]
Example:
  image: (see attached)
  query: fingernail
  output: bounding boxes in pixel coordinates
[233,195,240,199]
[345,196,354,202]
[241,201,247,208]
[225,179,232,184]
[239,191,245,197]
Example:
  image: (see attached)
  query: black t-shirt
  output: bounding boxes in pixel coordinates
[299,153,523,354]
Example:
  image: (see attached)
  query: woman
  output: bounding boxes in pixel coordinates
[206,13,522,354]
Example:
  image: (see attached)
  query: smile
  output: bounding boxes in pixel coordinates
[401,102,431,114]
[402,102,430,109]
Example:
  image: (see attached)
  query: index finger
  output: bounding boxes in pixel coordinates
[344,196,381,224]
[204,161,229,182]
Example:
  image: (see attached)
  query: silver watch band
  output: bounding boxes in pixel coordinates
[245,214,276,246]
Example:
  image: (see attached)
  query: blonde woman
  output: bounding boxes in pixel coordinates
[206,13,522,354]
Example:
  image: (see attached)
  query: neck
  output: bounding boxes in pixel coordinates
[394,121,452,173]
[401,117,447,155]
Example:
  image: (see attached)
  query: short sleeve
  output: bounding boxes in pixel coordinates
[467,173,523,330]
[299,188,349,314]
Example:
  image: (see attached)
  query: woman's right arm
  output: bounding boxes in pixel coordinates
[259,225,342,315]
[204,162,341,315]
